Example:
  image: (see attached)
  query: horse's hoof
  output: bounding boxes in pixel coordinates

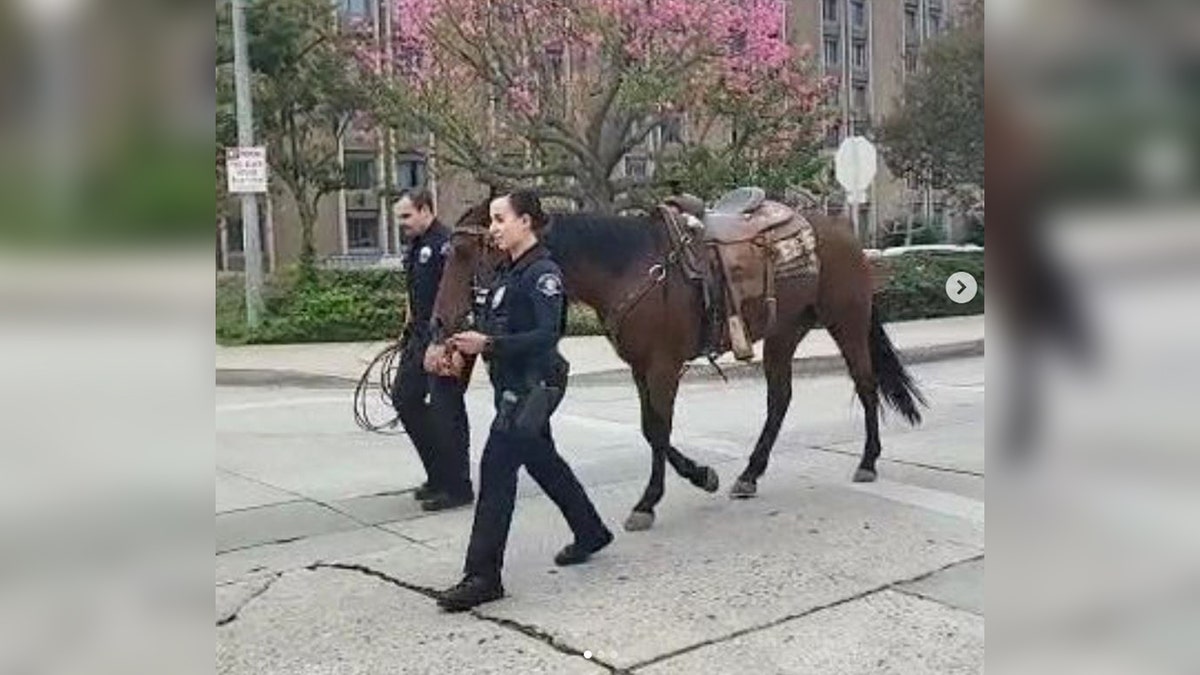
[624,511,655,532]
[729,479,757,499]
[700,466,720,493]
[852,468,878,483]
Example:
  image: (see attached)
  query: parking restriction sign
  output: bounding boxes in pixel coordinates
[226,146,268,194]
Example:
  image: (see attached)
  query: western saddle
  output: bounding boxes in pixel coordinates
[662,187,819,361]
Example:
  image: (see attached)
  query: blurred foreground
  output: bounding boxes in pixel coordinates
[988,0,1200,672]
[0,0,1198,671]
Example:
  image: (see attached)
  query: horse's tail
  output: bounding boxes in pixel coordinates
[869,306,927,425]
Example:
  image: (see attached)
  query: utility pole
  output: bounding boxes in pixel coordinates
[231,0,265,327]
[381,0,397,253]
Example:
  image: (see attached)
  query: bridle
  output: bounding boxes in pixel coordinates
[433,221,501,341]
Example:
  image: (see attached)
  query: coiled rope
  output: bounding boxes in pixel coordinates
[352,340,407,435]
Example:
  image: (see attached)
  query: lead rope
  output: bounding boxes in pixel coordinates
[353,338,407,435]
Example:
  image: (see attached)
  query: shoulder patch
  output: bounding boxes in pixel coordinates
[440,241,452,256]
[536,273,563,297]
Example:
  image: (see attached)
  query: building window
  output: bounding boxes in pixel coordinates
[904,48,919,74]
[931,200,947,228]
[852,41,867,69]
[662,115,684,145]
[624,156,648,179]
[226,219,244,253]
[344,153,375,190]
[823,0,838,23]
[396,45,425,76]
[395,155,427,190]
[340,0,371,19]
[545,45,564,84]
[852,83,868,113]
[824,36,840,66]
[347,212,381,251]
[728,31,748,55]
[851,0,866,29]
[905,7,919,41]
[824,123,841,149]
[927,10,943,36]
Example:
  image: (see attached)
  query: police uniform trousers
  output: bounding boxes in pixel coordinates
[393,335,471,497]
[464,419,607,581]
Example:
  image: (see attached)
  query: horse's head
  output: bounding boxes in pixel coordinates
[429,199,507,342]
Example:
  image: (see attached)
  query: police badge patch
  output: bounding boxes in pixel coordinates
[418,246,432,263]
[537,273,563,297]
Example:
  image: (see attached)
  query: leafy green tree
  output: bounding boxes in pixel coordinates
[216,0,367,271]
[878,4,983,199]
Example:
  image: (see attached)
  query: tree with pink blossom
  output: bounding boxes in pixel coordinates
[357,0,835,212]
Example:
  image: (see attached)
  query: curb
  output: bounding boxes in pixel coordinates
[216,338,984,389]
[216,369,359,389]
[570,338,985,386]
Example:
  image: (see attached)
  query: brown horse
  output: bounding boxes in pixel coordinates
[430,199,925,531]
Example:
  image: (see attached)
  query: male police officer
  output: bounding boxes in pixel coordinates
[393,188,473,511]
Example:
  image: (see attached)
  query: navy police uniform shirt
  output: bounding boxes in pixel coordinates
[480,244,567,393]
[405,220,452,334]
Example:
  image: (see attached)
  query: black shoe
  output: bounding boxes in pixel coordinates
[437,575,504,612]
[554,528,614,566]
[413,482,436,501]
[420,490,474,512]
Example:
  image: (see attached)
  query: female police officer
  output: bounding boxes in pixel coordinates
[436,190,613,612]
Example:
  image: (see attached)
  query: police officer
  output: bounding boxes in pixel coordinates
[393,188,473,512]
[435,189,613,612]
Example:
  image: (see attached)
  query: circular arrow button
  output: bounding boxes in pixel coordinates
[945,272,979,304]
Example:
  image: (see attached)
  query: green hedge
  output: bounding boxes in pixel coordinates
[217,268,407,345]
[873,251,984,322]
[216,251,982,345]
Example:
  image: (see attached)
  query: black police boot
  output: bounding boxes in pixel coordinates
[413,482,437,501]
[553,528,614,566]
[437,575,505,612]
[420,490,474,512]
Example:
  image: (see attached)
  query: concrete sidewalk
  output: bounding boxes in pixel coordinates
[216,314,983,388]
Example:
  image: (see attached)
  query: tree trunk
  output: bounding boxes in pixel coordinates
[584,177,616,214]
[297,198,318,285]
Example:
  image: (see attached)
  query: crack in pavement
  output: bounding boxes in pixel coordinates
[307,561,440,600]
[217,572,282,627]
[222,556,982,672]
[625,553,986,671]
[309,562,625,673]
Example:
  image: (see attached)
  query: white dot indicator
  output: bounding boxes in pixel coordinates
[583,651,593,660]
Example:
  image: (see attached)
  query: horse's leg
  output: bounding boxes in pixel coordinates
[826,308,882,483]
[730,309,817,498]
[625,358,720,532]
[626,369,668,532]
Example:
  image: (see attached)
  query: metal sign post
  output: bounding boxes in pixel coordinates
[230,0,266,327]
[835,136,878,242]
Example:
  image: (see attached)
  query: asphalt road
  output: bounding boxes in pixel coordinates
[217,356,984,674]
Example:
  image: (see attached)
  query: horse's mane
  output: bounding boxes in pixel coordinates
[543,212,666,276]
